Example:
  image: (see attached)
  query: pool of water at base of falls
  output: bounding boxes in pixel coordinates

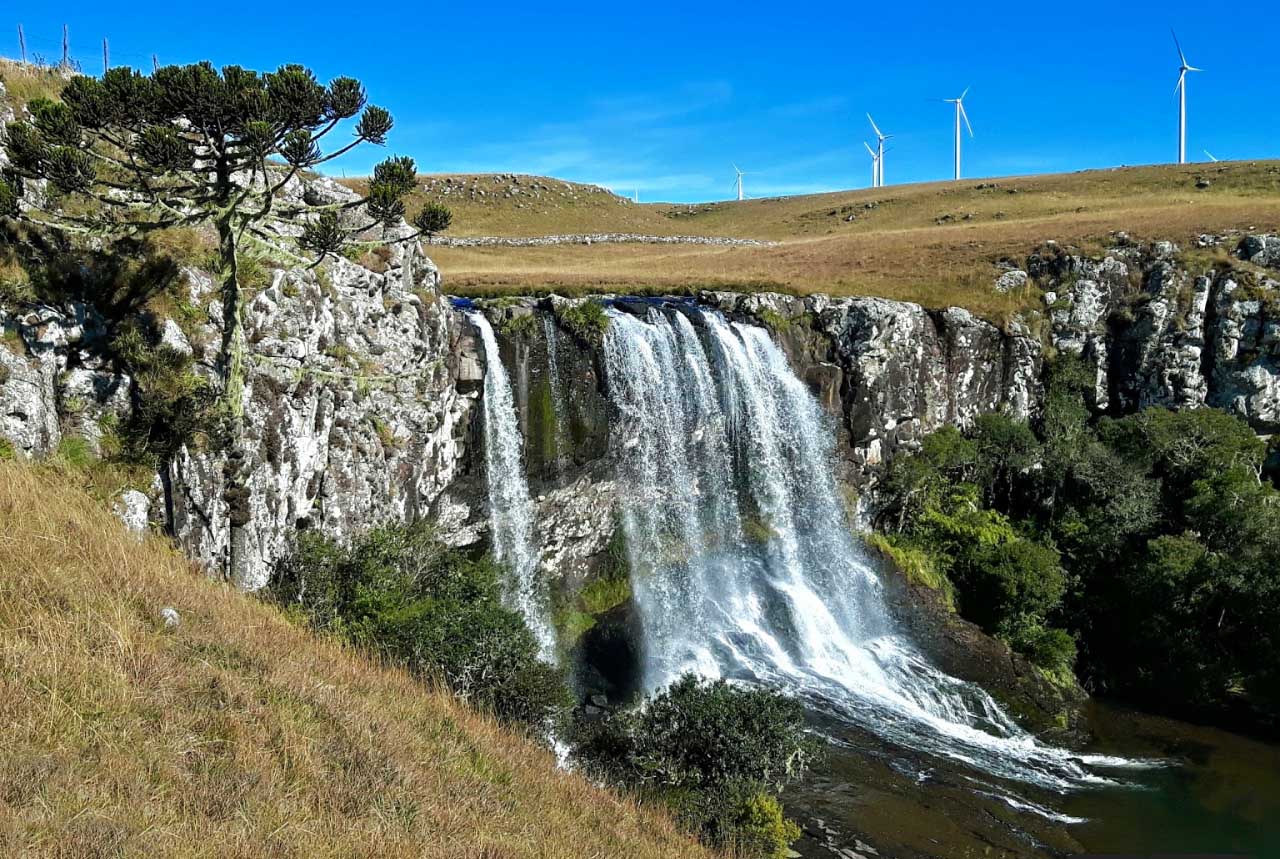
[785,698,1280,858]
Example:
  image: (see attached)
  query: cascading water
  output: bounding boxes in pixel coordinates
[602,303,1144,793]
[470,313,556,661]
[541,314,570,476]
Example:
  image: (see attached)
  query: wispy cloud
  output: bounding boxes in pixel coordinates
[411,81,737,199]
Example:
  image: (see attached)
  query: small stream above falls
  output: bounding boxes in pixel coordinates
[461,296,1280,858]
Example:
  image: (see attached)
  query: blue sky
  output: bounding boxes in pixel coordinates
[9,1,1279,202]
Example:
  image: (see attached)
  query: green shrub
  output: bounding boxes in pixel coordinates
[0,438,15,460]
[559,300,610,344]
[268,523,571,727]
[878,382,1280,727]
[571,674,814,857]
[728,791,802,859]
[112,321,216,465]
[864,532,954,609]
[1012,625,1077,676]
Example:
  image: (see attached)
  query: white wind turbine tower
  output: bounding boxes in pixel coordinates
[863,142,881,188]
[941,88,974,181]
[732,163,747,200]
[867,114,890,187]
[1172,30,1203,165]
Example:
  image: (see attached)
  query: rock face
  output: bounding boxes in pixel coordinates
[703,291,1041,486]
[0,237,476,590]
[4,234,1280,593]
[1037,238,1280,432]
[165,239,478,589]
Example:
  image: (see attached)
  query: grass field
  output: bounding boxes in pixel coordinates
[0,460,708,859]
[347,162,1280,320]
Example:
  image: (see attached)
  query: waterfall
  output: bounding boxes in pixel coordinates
[602,304,1139,792]
[470,313,556,661]
[542,314,570,476]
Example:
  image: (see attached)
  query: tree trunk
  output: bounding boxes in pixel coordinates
[217,217,246,416]
[216,215,251,585]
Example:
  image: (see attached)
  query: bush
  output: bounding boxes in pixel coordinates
[877,382,1280,728]
[268,524,571,727]
[559,299,611,344]
[1012,625,1077,676]
[952,537,1065,640]
[729,791,802,859]
[111,321,216,465]
[572,674,815,857]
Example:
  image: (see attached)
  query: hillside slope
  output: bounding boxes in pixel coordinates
[355,162,1280,318]
[0,462,708,859]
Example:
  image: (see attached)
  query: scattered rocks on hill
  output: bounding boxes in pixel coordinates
[1240,234,1280,269]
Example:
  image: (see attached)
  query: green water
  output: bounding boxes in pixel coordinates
[1067,702,1280,857]
[787,701,1280,859]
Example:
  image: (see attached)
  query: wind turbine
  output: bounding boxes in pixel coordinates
[941,88,973,181]
[1172,30,1203,165]
[867,114,890,187]
[863,142,881,189]
[732,163,747,200]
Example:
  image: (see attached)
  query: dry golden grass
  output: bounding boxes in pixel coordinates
[0,60,68,111]
[0,461,710,859]
[375,161,1280,320]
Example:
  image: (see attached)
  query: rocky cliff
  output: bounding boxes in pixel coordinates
[1,221,479,590]
[3,232,1278,593]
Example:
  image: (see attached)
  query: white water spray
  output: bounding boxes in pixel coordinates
[602,304,1143,792]
[470,313,556,660]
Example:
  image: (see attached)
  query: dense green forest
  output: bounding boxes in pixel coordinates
[875,357,1280,730]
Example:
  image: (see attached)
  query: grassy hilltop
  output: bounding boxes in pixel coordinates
[346,162,1280,319]
[0,461,707,859]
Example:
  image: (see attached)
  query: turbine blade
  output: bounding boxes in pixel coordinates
[1171,29,1188,67]
[864,141,876,157]
[960,102,974,137]
[1187,65,1204,72]
[1204,150,1218,161]
[1174,70,1185,94]
[867,113,883,138]
[960,85,971,101]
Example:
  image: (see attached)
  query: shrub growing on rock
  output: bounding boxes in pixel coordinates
[877,355,1280,727]
[268,523,570,727]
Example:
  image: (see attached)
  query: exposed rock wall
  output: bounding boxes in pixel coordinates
[0,239,478,590]
[3,234,1279,592]
[165,240,478,589]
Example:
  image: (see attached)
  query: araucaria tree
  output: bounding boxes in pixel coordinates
[0,62,447,414]
[0,61,451,578]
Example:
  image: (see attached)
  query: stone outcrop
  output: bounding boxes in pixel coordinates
[5,233,1280,592]
[166,238,478,589]
[1038,237,1280,431]
[0,235,477,590]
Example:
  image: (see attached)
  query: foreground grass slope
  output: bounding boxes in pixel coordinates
[0,462,707,859]
[365,162,1280,318]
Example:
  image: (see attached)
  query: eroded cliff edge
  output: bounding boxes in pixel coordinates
[2,234,1277,599]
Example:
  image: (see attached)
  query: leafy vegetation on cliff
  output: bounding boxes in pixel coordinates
[0,460,710,858]
[878,357,1280,725]
[267,524,570,728]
